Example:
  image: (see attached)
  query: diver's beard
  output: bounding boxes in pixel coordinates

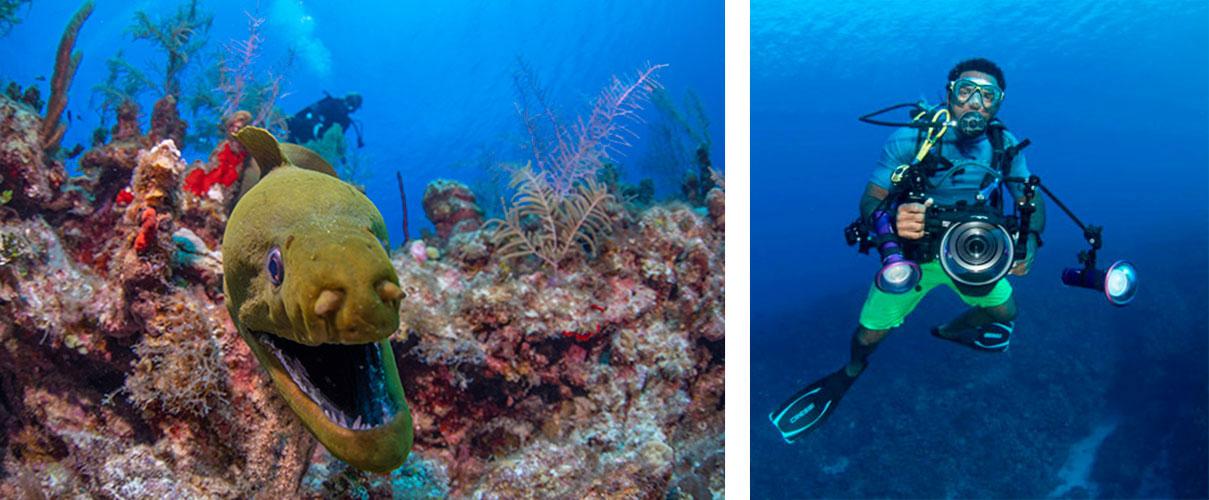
[956,111,988,137]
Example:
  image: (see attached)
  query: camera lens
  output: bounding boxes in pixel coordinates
[966,235,987,256]
[953,225,1000,267]
[940,221,1014,286]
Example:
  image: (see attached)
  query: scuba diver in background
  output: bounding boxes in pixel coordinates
[770,58,1049,441]
[286,91,365,149]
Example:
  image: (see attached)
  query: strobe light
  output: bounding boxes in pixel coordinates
[877,253,921,294]
[1062,259,1138,306]
[871,210,920,294]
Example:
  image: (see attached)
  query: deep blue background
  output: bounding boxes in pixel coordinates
[1,0,723,246]
[752,0,1207,497]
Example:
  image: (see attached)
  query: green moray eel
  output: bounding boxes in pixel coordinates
[222,127,413,473]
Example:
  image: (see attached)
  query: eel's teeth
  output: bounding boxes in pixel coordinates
[353,415,362,429]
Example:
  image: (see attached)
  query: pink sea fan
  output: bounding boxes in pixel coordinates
[217,10,284,128]
[217,11,262,119]
[522,63,668,200]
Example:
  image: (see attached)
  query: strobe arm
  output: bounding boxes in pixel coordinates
[1008,175,1102,270]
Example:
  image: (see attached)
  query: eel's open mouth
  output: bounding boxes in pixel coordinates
[253,331,402,430]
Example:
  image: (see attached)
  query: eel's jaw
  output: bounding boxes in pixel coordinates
[238,328,413,473]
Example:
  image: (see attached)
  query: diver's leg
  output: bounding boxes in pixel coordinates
[770,325,902,441]
[936,293,1017,337]
[845,326,889,377]
[770,269,938,442]
[932,281,1017,351]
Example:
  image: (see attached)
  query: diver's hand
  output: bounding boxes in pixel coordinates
[895,198,933,240]
[1009,234,1039,276]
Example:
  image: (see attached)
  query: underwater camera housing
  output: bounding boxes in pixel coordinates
[923,202,1018,287]
[845,199,1023,292]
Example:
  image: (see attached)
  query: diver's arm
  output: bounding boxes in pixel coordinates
[862,182,930,239]
[859,182,889,221]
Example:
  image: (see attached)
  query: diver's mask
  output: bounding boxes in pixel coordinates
[948,77,1003,137]
[949,78,1004,108]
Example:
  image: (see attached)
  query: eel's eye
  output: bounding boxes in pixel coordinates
[266,246,284,286]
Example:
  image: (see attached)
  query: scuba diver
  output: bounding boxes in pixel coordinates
[286,91,365,148]
[771,58,1050,442]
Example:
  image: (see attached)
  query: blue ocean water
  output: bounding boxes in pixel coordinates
[1,0,723,246]
[753,1,1207,498]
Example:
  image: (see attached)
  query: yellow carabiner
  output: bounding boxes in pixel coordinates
[890,164,910,184]
[913,108,950,163]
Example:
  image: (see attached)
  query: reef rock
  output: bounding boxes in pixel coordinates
[149,95,187,150]
[422,179,485,240]
[706,186,724,231]
[394,203,725,497]
[0,95,62,212]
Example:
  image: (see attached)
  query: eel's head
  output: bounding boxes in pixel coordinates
[223,167,412,473]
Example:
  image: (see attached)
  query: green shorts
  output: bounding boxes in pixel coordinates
[858,260,1013,331]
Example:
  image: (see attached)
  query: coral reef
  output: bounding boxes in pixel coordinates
[399,195,724,496]
[0,53,722,497]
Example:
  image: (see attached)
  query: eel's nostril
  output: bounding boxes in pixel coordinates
[377,281,404,302]
[314,289,345,317]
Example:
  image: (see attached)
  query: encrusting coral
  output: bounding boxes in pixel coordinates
[0,93,60,212]
[397,193,725,497]
[423,178,485,241]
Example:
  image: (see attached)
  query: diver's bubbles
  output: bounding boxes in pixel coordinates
[269,0,332,79]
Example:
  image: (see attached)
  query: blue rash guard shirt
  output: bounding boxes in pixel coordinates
[870,125,1031,206]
